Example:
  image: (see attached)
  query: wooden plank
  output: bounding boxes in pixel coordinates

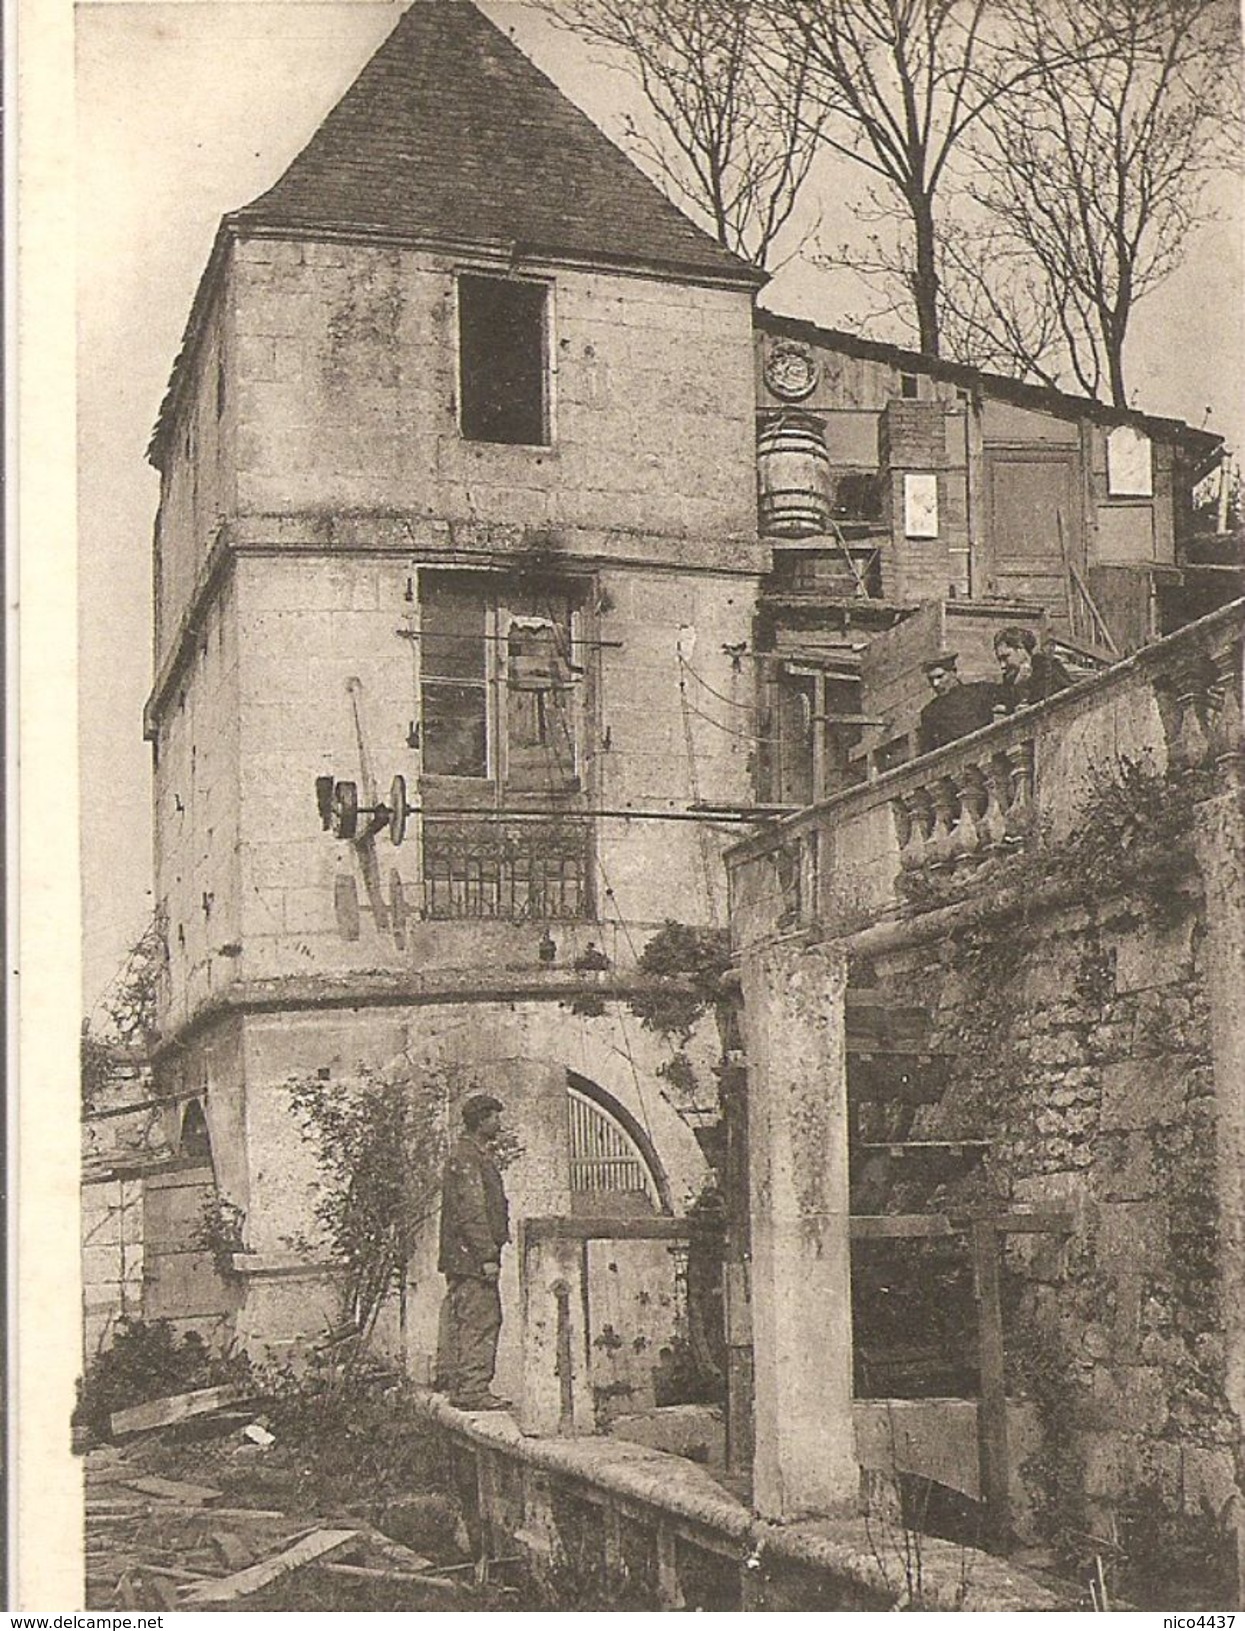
[183,1506,290,1523]
[178,1529,359,1605]
[522,1215,690,1243]
[122,1474,223,1505]
[315,1562,456,1591]
[655,1526,683,1610]
[992,1210,1073,1235]
[972,1221,1010,1548]
[110,1383,256,1436]
[850,1214,954,1239]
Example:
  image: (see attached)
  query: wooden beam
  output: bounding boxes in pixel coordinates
[522,1216,690,1242]
[971,1221,1010,1548]
[178,1530,360,1605]
[850,1214,955,1239]
[109,1383,258,1436]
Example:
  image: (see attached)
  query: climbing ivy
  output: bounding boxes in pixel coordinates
[626,921,732,1042]
[286,1065,450,1354]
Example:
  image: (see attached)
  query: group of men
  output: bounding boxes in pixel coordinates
[917,625,1072,756]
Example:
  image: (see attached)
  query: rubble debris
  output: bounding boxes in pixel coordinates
[177,1528,360,1605]
[110,1383,257,1437]
[242,1423,276,1447]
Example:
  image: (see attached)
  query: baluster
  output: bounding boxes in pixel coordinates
[926,776,960,872]
[980,753,1010,853]
[1003,740,1035,845]
[1208,639,1245,790]
[893,790,929,873]
[950,765,987,871]
[1160,652,1215,774]
[891,795,915,870]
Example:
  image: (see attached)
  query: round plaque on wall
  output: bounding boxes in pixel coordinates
[764,338,820,401]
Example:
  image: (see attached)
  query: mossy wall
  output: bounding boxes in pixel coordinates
[861,841,1238,1602]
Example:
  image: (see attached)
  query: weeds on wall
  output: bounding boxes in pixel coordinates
[900,756,1205,929]
[192,1196,249,1280]
[285,1064,451,1353]
[626,921,732,1042]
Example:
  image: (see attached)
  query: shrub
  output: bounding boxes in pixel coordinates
[74,1317,253,1437]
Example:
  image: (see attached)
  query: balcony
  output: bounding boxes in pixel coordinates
[422,814,593,921]
[728,601,1244,952]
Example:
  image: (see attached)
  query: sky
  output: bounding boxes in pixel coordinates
[77,0,1245,1013]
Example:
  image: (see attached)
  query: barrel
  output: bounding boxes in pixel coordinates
[757,410,832,538]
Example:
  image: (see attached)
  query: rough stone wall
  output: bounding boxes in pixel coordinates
[230,238,757,540]
[164,996,715,1387]
[155,282,235,667]
[864,865,1237,1589]
[154,574,242,1032]
[228,550,752,993]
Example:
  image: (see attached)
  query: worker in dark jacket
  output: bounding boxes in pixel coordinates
[994,626,1073,712]
[435,1093,512,1411]
[917,652,999,754]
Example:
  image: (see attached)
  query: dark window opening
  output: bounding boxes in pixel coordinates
[421,576,489,777]
[458,274,548,445]
[900,373,919,399]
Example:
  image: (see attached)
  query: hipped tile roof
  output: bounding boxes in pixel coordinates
[231,0,763,285]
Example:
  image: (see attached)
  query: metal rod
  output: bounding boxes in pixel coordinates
[413,805,763,824]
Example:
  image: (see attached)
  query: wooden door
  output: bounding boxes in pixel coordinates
[984,451,1083,623]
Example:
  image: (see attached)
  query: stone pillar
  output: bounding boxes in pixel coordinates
[1193,786,1245,1597]
[740,939,856,1519]
[517,1223,593,1438]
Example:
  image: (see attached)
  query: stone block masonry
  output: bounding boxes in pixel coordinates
[859,862,1238,1599]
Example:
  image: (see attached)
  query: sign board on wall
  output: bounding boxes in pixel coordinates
[904,472,939,537]
[1107,426,1153,497]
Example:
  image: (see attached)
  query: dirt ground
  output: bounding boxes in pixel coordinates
[81,1403,526,1611]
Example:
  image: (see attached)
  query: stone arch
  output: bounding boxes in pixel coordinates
[566,1069,674,1215]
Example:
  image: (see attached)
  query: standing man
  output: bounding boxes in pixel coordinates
[436,1093,511,1411]
[917,652,999,755]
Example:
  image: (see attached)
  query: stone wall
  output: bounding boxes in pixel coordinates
[154,570,242,1028]
[228,238,757,545]
[856,842,1238,1597]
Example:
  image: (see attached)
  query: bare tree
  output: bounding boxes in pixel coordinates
[531,0,828,267]
[961,0,1241,404]
[769,0,1043,356]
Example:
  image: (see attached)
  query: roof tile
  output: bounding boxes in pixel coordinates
[230,0,762,285]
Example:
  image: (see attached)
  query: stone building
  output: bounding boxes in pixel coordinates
[123,0,1243,1598]
[141,0,765,1395]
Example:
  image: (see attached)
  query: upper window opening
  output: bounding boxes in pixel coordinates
[900,373,919,400]
[458,274,549,446]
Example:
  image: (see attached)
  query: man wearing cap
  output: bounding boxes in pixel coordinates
[917,652,999,755]
[436,1093,512,1411]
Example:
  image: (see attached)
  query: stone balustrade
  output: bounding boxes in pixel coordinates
[728,600,1243,952]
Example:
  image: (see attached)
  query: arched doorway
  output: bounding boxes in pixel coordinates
[566,1072,672,1217]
